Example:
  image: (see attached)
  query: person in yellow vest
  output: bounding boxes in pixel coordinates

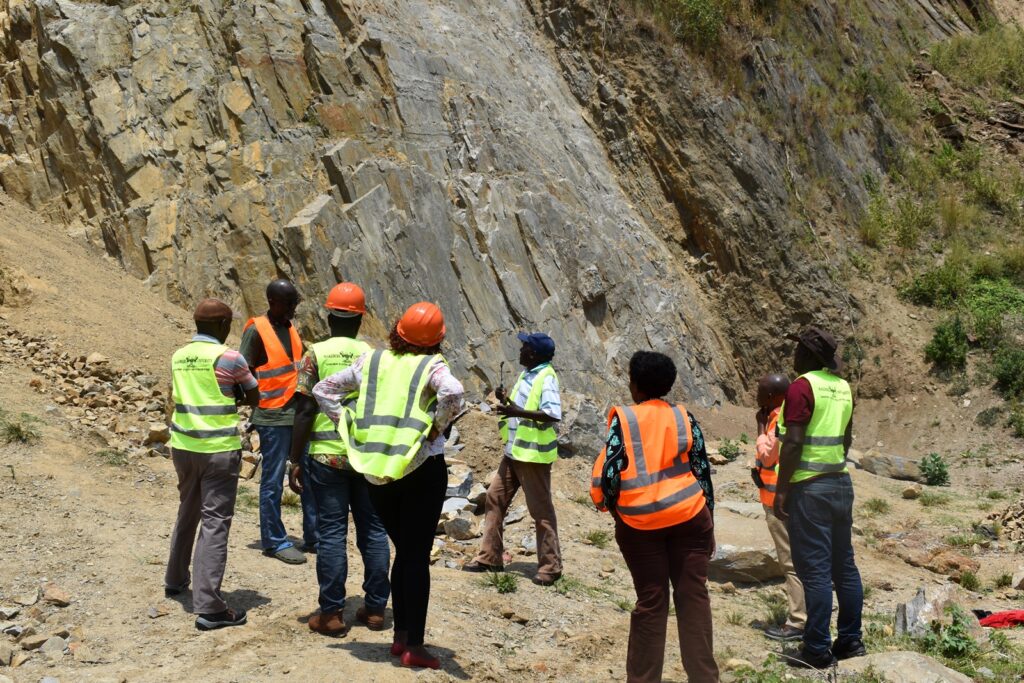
[165,299,259,631]
[239,279,313,565]
[751,373,806,642]
[591,351,718,683]
[773,327,864,669]
[314,302,464,670]
[463,332,563,585]
[286,283,390,637]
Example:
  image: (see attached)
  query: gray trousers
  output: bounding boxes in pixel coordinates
[165,449,241,614]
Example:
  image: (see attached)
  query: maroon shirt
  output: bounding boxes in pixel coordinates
[782,377,815,425]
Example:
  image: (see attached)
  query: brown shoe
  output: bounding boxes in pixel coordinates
[308,610,349,636]
[356,605,385,631]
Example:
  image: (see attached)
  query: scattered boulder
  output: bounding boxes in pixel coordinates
[1011,569,1024,590]
[505,505,527,525]
[446,462,473,498]
[444,513,479,541]
[85,352,109,365]
[860,454,923,482]
[521,535,537,555]
[41,583,71,607]
[902,485,922,500]
[841,651,971,683]
[895,584,960,637]
[709,545,782,582]
[724,658,754,672]
[0,607,18,620]
[38,637,66,658]
[143,423,170,445]
[13,590,37,607]
[708,453,729,466]
[0,641,12,666]
[468,483,488,508]
[441,497,475,516]
[18,634,49,651]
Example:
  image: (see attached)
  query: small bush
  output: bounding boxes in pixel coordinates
[996,573,1013,588]
[570,493,594,507]
[921,605,980,658]
[583,530,611,549]
[986,489,1008,500]
[281,491,301,508]
[758,592,788,627]
[945,533,982,547]
[1007,405,1024,438]
[94,448,129,467]
[975,406,1003,427]
[862,498,891,515]
[892,198,934,249]
[920,452,950,486]
[859,194,889,247]
[633,0,735,48]
[993,345,1024,399]
[0,412,41,444]
[957,569,981,591]
[924,316,968,371]
[718,439,741,461]
[483,572,518,594]
[901,263,969,307]
[932,24,1024,94]
[236,488,259,510]
[615,598,635,612]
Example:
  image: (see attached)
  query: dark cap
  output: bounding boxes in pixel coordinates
[787,326,842,372]
[193,298,234,323]
[517,332,555,358]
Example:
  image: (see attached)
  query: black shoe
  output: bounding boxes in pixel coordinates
[764,624,803,642]
[195,608,247,631]
[532,573,562,587]
[301,541,318,554]
[164,580,189,598]
[781,646,837,669]
[832,638,867,660]
[462,561,503,573]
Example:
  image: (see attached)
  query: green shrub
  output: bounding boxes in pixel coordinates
[632,0,737,48]
[920,452,950,486]
[758,592,788,627]
[924,316,968,371]
[0,411,41,444]
[281,491,301,508]
[932,24,1024,97]
[945,533,982,547]
[583,530,611,549]
[1007,404,1024,438]
[921,606,980,658]
[859,194,890,247]
[94,448,129,467]
[483,572,519,594]
[993,345,1024,398]
[862,498,890,515]
[986,489,1008,500]
[919,490,950,507]
[901,263,969,307]
[893,197,934,249]
[975,406,1003,427]
[718,439,741,461]
[996,573,1013,588]
[957,569,981,591]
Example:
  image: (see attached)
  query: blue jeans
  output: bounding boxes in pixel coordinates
[256,425,319,552]
[786,474,863,656]
[307,458,391,612]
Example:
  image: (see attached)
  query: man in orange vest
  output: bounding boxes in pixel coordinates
[751,373,805,642]
[239,279,313,565]
[591,351,719,683]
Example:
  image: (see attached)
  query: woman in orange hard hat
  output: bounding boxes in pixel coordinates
[313,302,464,670]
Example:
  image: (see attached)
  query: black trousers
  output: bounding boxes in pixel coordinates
[367,455,447,646]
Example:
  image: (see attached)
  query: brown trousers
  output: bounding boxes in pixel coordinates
[165,449,241,614]
[474,457,562,580]
[615,506,719,683]
[764,504,807,629]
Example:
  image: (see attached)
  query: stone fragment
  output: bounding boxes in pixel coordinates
[0,641,11,666]
[19,634,48,651]
[841,651,971,683]
[860,454,923,482]
[902,485,921,500]
[708,453,729,466]
[10,651,29,667]
[718,501,764,519]
[521,535,536,555]
[505,505,527,525]
[0,607,18,619]
[443,513,479,541]
[222,81,254,116]
[1011,569,1024,590]
[894,585,959,637]
[724,658,754,671]
[41,583,71,607]
[147,604,169,619]
[144,423,170,445]
[38,636,66,657]
[13,590,37,607]
[446,463,473,498]
[441,497,474,516]
[708,545,782,582]
[85,352,108,365]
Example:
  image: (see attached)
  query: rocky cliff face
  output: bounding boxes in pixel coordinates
[0,0,988,445]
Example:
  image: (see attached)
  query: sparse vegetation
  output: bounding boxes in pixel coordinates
[236,487,259,511]
[924,316,968,372]
[726,610,745,626]
[718,439,741,461]
[629,0,734,49]
[94,448,129,467]
[0,411,41,444]
[281,491,301,508]
[583,530,611,549]
[570,493,594,507]
[482,572,519,594]
[920,453,950,486]
[861,498,890,516]
[919,490,951,507]
[995,573,1013,589]
[758,591,788,627]
[986,489,1007,500]
[945,533,982,548]
[922,605,979,658]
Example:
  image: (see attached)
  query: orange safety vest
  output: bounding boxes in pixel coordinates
[756,408,781,506]
[243,316,302,409]
[590,400,706,530]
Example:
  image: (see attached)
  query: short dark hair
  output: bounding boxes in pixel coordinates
[629,351,676,399]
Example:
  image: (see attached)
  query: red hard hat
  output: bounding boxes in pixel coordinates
[325,282,366,314]
[396,302,446,347]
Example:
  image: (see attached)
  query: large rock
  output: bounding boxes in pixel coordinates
[709,545,782,583]
[860,454,923,482]
[894,584,962,638]
[841,651,971,683]
[446,463,473,499]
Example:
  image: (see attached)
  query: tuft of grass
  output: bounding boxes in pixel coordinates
[94,448,130,467]
[726,610,745,626]
[986,489,1007,500]
[919,490,951,507]
[957,570,981,592]
[975,406,1003,427]
[235,487,259,510]
[583,529,611,549]
[614,598,634,612]
[281,491,301,508]
[570,493,594,507]
[631,0,735,49]
[995,573,1013,589]
[932,24,1024,97]
[481,572,518,594]
[0,411,42,444]
[861,498,890,516]
[945,533,982,548]
[758,591,788,627]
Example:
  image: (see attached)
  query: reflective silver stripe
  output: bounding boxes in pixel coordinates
[260,387,287,399]
[620,407,647,475]
[255,362,299,379]
[616,480,704,516]
[356,440,420,458]
[310,431,341,442]
[804,435,844,446]
[174,403,237,416]
[358,414,431,432]
[798,459,847,472]
[619,460,692,490]
[671,405,691,456]
[404,354,437,418]
[170,423,238,439]
[362,350,384,416]
[357,352,436,435]
[512,438,559,453]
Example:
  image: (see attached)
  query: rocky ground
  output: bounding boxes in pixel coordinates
[3,198,1024,683]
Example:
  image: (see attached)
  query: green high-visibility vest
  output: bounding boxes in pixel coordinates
[498,365,559,464]
[777,370,852,484]
[343,349,442,480]
[309,336,371,457]
[169,341,241,454]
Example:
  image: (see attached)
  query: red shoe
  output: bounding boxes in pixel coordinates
[400,649,440,669]
[390,642,406,657]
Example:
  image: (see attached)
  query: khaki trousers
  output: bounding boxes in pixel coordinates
[165,449,241,614]
[474,457,562,580]
[764,503,807,629]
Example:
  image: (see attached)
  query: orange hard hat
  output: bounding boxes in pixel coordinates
[396,302,446,347]
[325,282,366,314]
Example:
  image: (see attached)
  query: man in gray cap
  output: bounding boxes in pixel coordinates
[165,299,260,630]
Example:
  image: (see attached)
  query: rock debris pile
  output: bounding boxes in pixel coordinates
[988,497,1024,543]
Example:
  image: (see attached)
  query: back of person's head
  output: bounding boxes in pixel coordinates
[629,351,676,399]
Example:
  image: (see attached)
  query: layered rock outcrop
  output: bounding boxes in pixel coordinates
[0,0,990,445]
